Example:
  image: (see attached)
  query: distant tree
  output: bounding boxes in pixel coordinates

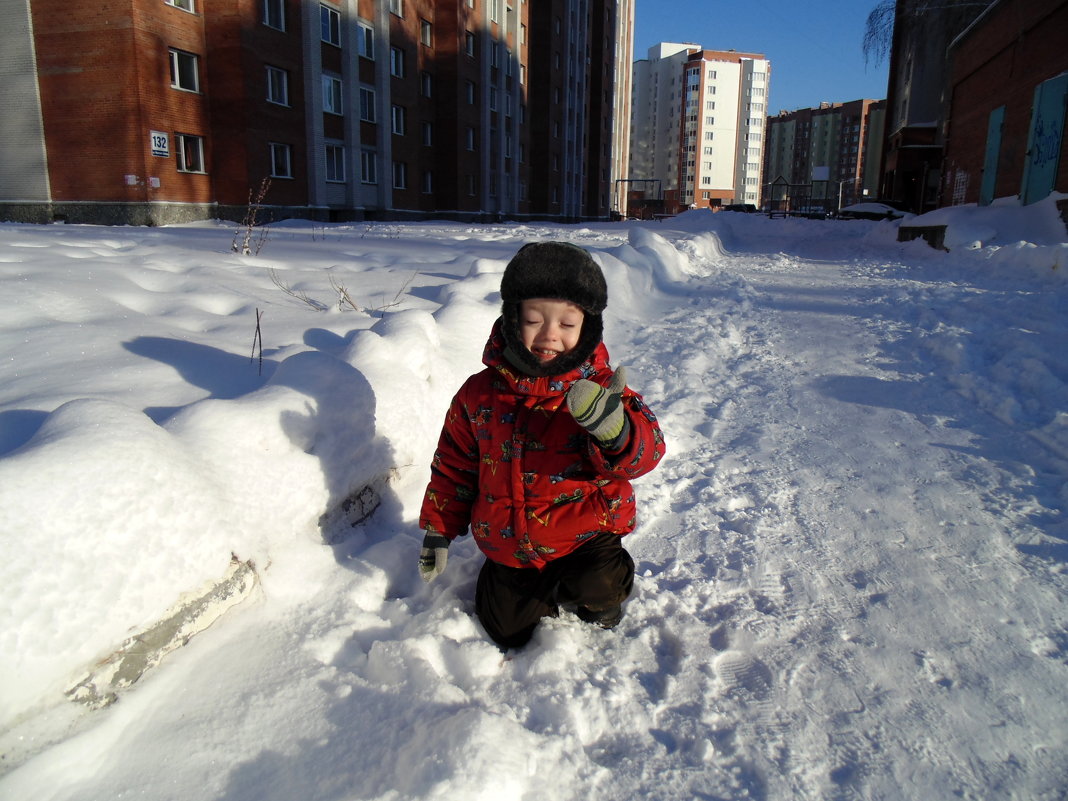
[863,0,996,68]
[863,0,896,68]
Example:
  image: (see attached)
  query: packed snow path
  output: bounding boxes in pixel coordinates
[0,214,1065,800]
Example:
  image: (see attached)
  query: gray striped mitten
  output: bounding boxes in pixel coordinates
[567,366,630,449]
[418,533,450,583]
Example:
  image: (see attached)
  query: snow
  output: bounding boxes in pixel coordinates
[1,194,1067,799]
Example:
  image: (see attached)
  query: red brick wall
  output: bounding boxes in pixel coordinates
[205,0,308,208]
[32,0,213,205]
[945,0,1068,204]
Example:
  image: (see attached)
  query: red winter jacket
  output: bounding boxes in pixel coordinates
[419,320,665,569]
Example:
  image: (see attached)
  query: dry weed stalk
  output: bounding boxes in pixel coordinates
[268,269,327,311]
[232,178,272,256]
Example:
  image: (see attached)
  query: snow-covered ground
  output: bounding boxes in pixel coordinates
[1,196,1066,800]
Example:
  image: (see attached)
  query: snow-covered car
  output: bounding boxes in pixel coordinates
[837,202,912,221]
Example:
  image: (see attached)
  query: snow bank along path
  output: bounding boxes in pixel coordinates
[0,211,1066,800]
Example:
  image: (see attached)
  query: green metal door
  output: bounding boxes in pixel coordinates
[979,106,1004,206]
[1021,73,1068,205]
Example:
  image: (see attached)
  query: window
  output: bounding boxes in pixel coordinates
[325,144,345,182]
[466,127,476,150]
[169,49,199,92]
[270,143,292,178]
[392,161,407,189]
[323,75,342,115]
[704,132,714,141]
[465,80,475,104]
[391,104,406,135]
[465,31,476,57]
[390,47,406,78]
[360,150,377,183]
[705,116,714,125]
[490,88,498,111]
[422,170,433,194]
[266,66,289,105]
[320,5,340,46]
[420,19,432,46]
[422,121,433,146]
[165,0,195,12]
[358,23,374,59]
[263,0,284,29]
[359,87,376,121]
[175,134,205,172]
[466,174,476,196]
[421,71,432,97]
[389,0,403,17]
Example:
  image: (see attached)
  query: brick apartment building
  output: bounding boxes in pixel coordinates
[0,0,632,225]
[941,0,1068,206]
[764,99,887,213]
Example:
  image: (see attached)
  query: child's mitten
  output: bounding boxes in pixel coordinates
[418,533,450,582]
[567,366,630,449]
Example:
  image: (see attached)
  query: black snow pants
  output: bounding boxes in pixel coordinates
[474,532,634,649]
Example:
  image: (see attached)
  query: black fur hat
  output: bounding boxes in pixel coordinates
[499,242,608,377]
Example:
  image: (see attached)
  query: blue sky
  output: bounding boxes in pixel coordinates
[633,0,890,113]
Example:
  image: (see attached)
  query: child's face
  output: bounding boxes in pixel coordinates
[518,298,584,364]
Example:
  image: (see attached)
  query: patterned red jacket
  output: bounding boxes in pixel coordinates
[419,320,665,569]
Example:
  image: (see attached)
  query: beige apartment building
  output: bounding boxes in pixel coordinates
[628,43,770,216]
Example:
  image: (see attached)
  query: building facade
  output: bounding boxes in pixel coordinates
[628,43,770,216]
[0,0,628,225]
[880,0,995,213]
[764,99,886,213]
[941,0,1068,206]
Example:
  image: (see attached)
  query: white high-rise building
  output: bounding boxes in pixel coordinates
[609,0,636,218]
[629,43,770,214]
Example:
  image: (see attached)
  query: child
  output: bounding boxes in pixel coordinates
[417,241,665,649]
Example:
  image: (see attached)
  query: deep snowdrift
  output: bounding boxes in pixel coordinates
[1,196,1066,800]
